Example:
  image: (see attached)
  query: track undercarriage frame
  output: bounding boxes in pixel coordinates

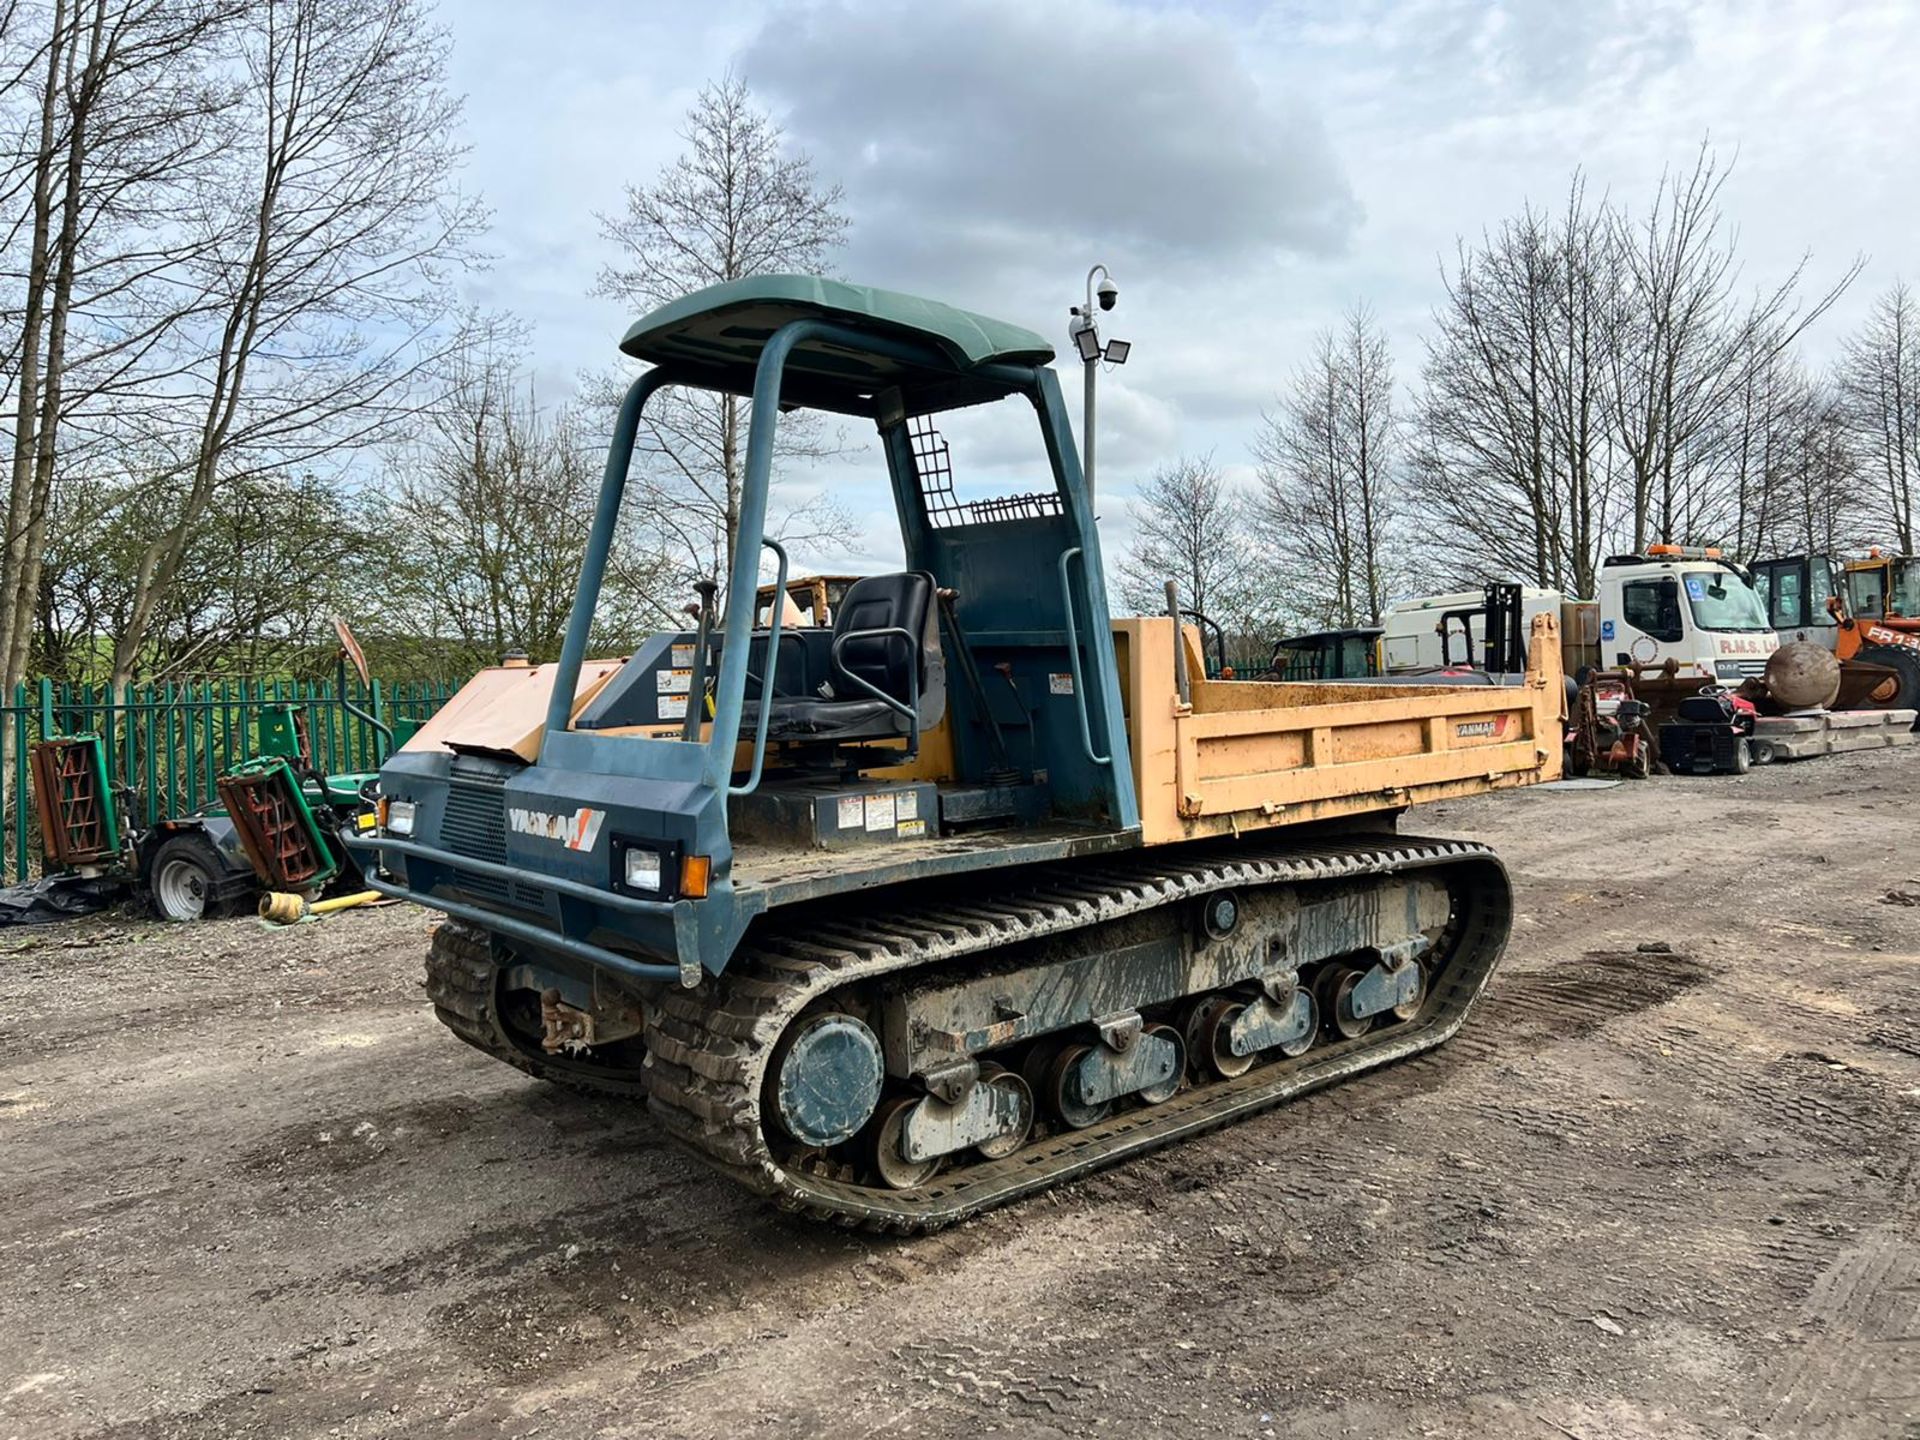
[427,832,1509,1230]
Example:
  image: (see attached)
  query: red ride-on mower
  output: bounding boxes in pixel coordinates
[1568,673,1657,779]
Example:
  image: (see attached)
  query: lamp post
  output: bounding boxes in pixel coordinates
[1068,264,1129,506]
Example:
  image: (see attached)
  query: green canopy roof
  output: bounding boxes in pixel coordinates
[618,276,1054,405]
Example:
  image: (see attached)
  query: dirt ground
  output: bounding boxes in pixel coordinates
[2,749,1917,1440]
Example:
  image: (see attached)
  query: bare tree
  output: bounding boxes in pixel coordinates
[1409,152,1857,595]
[1254,304,1405,627]
[1774,392,1867,557]
[1113,453,1263,641]
[594,73,851,599]
[1407,183,1626,596]
[1837,280,1919,550]
[107,0,484,687]
[0,0,233,699]
[1606,145,1859,550]
[1717,347,1871,558]
[380,354,672,671]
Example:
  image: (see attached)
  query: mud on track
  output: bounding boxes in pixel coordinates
[2,747,1917,1438]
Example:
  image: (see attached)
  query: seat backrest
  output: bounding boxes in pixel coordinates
[833,572,935,705]
[745,630,829,697]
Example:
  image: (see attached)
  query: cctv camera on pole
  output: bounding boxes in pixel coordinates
[1068,264,1128,506]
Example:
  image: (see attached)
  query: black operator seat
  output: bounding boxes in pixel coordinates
[742,570,946,744]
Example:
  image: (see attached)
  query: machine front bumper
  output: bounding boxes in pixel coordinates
[345,830,709,987]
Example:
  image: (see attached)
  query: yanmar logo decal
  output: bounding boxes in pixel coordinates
[1455,716,1509,740]
[507,806,606,852]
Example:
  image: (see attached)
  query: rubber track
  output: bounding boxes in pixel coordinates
[424,920,650,1098]
[643,834,1511,1232]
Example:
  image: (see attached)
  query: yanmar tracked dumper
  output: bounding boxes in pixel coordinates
[353,277,1565,1229]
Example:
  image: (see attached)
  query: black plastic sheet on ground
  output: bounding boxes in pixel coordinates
[0,873,127,926]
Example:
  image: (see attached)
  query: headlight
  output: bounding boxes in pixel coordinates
[624,847,662,892]
[386,800,416,837]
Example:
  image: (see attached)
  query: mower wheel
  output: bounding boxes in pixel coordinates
[148,832,227,922]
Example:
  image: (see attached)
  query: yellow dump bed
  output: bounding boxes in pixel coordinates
[1115,615,1564,846]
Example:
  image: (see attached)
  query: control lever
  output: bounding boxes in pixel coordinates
[679,578,719,741]
[935,586,1020,784]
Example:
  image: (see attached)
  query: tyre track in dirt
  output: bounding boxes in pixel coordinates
[1,749,1917,1438]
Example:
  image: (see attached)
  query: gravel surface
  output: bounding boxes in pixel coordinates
[2,748,1917,1439]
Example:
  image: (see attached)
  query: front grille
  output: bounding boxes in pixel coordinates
[441,776,508,901]
[508,880,550,909]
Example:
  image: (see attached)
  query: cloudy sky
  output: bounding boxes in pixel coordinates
[438,0,1919,577]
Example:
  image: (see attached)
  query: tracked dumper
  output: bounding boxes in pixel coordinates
[353,277,1564,1230]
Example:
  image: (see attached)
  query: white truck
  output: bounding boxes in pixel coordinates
[1382,547,1779,682]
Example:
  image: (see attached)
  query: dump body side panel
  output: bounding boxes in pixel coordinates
[1116,616,1564,847]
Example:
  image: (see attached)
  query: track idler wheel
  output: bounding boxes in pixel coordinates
[768,1011,885,1150]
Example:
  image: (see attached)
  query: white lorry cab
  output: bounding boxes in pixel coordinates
[1382,546,1777,683]
[1594,545,1778,682]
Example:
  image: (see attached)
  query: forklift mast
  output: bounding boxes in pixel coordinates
[1436,583,1527,672]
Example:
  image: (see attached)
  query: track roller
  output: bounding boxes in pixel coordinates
[1185,996,1254,1079]
[1041,1022,1185,1127]
[1320,966,1377,1040]
[1136,1023,1185,1104]
[1390,962,1428,1022]
[1045,1043,1112,1129]
[872,1095,940,1190]
[1321,955,1428,1038]
[973,1064,1035,1159]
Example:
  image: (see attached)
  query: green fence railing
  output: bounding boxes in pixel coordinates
[0,676,459,883]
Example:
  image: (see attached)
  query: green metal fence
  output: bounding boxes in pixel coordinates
[1,676,458,883]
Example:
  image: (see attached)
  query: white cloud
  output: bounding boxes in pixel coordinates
[739,0,1361,284]
[434,0,1919,586]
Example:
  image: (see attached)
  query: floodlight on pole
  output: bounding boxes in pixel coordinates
[1070,263,1131,506]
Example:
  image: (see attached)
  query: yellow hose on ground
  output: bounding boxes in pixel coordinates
[259,891,305,923]
[258,889,380,924]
